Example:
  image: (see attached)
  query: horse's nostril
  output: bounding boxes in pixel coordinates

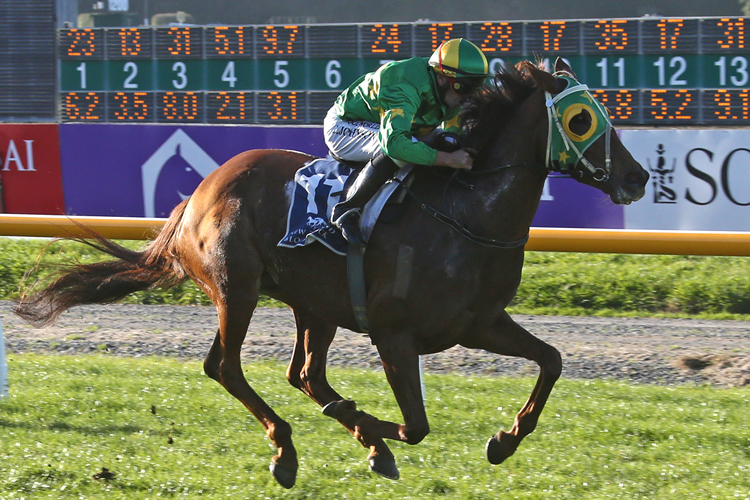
[624,170,647,185]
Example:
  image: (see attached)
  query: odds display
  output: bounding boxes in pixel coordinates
[59,17,750,125]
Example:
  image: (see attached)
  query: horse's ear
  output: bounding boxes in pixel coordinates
[554,57,578,79]
[516,60,557,93]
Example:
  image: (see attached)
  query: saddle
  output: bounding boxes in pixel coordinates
[334,157,416,224]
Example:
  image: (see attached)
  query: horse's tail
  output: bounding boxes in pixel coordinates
[14,200,191,328]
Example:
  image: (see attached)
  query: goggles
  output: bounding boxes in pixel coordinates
[445,76,484,96]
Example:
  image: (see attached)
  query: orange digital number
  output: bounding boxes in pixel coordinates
[592,90,635,120]
[65,29,98,57]
[711,89,750,120]
[478,22,514,53]
[539,21,567,52]
[648,89,694,120]
[369,24,403,54]
[161,92,199,120]
[166,27,194,56]
[713,18,746,49]
[112,92,150,121]
[656,19,685,50]
[592,20,630,50]
[426,23,455,51]
[214,92,248,120]
[115,28,143,57]
[265,92,298,120]
[210,27,246,56]
[260,26,300,55]
[64,92,102,120]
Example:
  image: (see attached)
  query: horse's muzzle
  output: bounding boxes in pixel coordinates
[611,166,649,205]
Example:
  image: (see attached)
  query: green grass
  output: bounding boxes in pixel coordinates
[4,237,750,318]
[1,354,748,499]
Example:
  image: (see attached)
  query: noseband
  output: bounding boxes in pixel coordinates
[544,72,612,182]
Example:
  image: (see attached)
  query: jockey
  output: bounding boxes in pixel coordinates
[324,38,490,246]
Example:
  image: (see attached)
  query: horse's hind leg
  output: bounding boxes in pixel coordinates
[202,275,298,488]
[286,309,398,479]
[461,310,562,465]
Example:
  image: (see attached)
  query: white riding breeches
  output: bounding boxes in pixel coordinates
[323,107,412,167]
[323,107,383,162]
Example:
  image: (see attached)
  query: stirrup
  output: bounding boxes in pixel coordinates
[335,210,366,247]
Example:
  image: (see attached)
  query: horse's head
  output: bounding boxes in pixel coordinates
[520,58,649,205]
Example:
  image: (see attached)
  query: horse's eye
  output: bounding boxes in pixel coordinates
[568,109,592,136]
[562,103,598,142]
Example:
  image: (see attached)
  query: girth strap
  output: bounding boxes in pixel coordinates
[346,244,370,335]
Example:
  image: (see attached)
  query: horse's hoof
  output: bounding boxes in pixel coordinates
[486,432,516,465]
[269,459,297,489]
[322,399,357,419]
[368,453,399,480]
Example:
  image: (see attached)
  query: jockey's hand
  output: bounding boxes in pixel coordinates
[434,149,474,170]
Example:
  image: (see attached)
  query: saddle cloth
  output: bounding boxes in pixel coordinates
[278,156,412,255]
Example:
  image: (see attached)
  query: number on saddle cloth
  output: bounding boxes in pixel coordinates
[278,156,415,255]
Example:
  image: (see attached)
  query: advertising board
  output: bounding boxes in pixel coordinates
[59,124,327,217]
[0,124,65,214]
[621,130,750,231]
[58,123,618,228]
[56,125,750,232]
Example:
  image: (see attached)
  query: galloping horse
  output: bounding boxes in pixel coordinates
[16,59,648,488]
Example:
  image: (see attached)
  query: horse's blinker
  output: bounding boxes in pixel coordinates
[545,74,612,182]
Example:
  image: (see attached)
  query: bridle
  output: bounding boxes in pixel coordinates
[395,72,614,248]
[544,72,613,182]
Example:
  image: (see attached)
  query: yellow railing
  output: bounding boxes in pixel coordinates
[1,214,749,256]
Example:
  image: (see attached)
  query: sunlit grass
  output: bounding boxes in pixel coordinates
[1,354,748,499]
[4,237,750,318]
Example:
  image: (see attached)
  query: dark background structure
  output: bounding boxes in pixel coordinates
[72,0,743,26]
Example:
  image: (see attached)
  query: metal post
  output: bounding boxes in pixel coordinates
[418,355,425,402]
[0,317,8,398]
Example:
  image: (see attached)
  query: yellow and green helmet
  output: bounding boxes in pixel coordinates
[429,38,490,84]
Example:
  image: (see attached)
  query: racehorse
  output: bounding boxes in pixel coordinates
[15,59,648,489]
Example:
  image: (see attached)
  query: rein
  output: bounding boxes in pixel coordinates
[393,162,541,249]
[392,73,612,249]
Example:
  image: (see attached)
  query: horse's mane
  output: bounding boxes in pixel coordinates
[461,60,558,153]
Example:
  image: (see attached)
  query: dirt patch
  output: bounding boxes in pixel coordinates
[3,301,749,387]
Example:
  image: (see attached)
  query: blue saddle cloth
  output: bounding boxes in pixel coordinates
[278,156,412,255]
[278,156,352,255]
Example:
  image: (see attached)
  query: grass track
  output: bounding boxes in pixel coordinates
[1,354,748,499]
[5,237,750,319]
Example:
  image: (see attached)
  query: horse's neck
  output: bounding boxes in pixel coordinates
[459,120,549,241]
[469,165,548,240]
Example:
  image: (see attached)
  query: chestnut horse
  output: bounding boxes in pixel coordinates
[15,59,648,488]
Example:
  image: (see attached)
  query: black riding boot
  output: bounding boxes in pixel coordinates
[331,154,400,246]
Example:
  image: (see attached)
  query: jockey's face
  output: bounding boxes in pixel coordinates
[436,74,469,109]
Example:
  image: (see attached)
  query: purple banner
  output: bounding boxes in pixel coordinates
[535,176,624,229]
[59,123,623,228]
[59,124,328,217]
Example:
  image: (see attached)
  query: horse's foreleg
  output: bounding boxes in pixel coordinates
[287,309,397,479]
[323,333,427,480]
[286,309,340,402]
[204,294,298,489]
[374,334,430,445]
[462,311,562,465]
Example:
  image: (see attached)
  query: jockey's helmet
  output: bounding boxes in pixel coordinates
[428,38,490,95]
